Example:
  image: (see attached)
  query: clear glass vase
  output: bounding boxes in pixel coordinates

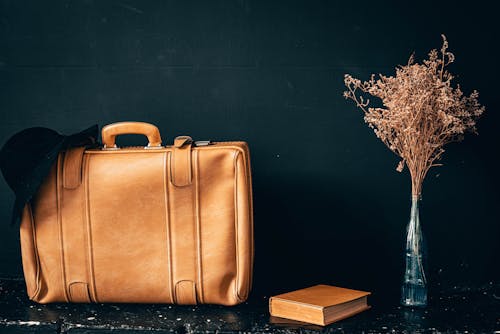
[401,195,428,307]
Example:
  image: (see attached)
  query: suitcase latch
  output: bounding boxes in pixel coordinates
[194,140,212,147]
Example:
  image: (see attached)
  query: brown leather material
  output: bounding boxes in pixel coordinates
[173,136,192,148]
[168,150,198,302]
[62,147,85,189]
[171,136,193,187]
[101,122,162,148]
[174,280,197,305]
[19,205,40,300]
[19,122,253,305]
[59,149,93,302]
[68,282,91,303]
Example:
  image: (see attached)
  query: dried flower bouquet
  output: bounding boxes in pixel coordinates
[344,35,484,198]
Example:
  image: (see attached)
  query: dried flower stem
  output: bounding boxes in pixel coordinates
[344,35,484,197]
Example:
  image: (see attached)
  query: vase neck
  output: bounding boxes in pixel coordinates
[410,196,420,228]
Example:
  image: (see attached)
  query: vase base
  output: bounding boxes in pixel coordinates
[401,283,427,307]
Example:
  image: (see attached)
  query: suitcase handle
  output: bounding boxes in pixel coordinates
[101,122,162,149]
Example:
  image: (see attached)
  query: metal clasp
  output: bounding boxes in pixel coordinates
[194,140,212,147]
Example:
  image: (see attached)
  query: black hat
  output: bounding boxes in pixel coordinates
[0,125,98,225]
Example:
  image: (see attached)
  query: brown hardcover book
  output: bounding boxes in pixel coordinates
[269,285,371,326]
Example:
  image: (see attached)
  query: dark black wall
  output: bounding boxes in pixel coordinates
[1,1,498,298]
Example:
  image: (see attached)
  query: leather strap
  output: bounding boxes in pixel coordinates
[174,280,197,305]
[171,136,193,187]
[167,148,199,304]
[59,149,92,302]
[69,282,91,302]
[63,147,86,189]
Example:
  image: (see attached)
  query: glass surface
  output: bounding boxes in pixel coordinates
[401,195,428,307]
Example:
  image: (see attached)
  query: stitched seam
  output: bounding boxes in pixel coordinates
[57,154,70,302]
[164,152,174,303]
[28,204,42,299]
[189,149,197,303]
[172,149,176,186]
[81,154,91,303]
[247,146,254,297]
[85,145,247,154]
[84,155,98,303]
[60,154,74,302]
[240,147,252,299]
[191,282,196,303]
[194,150,204,303]
[244,146,255,297]
[165,152,175,303]
[233,150,241,302]
[234,148,253,302]
[62,150,69,188]
[187,146,192,184]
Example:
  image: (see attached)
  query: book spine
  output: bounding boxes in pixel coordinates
[269,297,324,326]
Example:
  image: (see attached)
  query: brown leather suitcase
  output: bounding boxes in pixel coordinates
[19,122,254,305]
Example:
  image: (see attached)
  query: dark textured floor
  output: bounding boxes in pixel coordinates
[0,279,498,333]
